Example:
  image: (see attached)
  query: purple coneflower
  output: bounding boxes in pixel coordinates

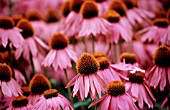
[66,53,106,101]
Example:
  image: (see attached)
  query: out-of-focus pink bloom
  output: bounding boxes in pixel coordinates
[138,0,163,12]
[7,96,32,110]
[125,68,156,109]
[136,18,169,45]
[103,10,131,43]
[15,19,49,61]
[66,53,106,101]
[96,0,109,16]
[28,73,51,105]
[33,89,73,110]
[147,45,170,91]
[96,57,121,84]
[0,16,24,48]
[0,63,21,97]
[47,67,76,85]
[14,69,26,86]
[78,1,111,38]
[42,32,77,71]
[89,81,138,110]
[122,0,155,27]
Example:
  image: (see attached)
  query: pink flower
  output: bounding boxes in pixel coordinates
[78,1,111,38]
[89,81,138,110]
[7,96,32,110]
[147,45,170,91]
[66,53,106,101]
[0,63,21,97]
[15,19,49,61]
[125,68,156,109]
[122,0,155,27]
[137,18,169,45]
[0,16,24,48]
[103,10,131,43]
[33,89,73,110]
[28,73,51,105]
[96,0,109,16]
[96,57,121,84]
[14,69,26,86]
[42,32,77,71]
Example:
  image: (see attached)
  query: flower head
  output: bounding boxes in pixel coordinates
[45,9,60,23]
[26,9,43,21]
[0,16,14,29]
[33,89,73,110]
[71,0,84,13]
[61,0,72,17]
[120,52,137,64]
[0,63,12,82]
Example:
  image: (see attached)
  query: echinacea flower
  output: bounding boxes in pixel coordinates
[78,1,111,38]
[66,53,106,101]
[147,45,170,91]
[60,0,84,37]
[28,73,51,105]
[0,63,22,97]
[89,81,138,110]
[15,19,49,61]
[26,9,49,41]
[122,0,155,27]
[7,96,32,110]
[95,0,109,16]
[0,16,24,48]
[125,69,156,109]
[21,86,31,97]
[137,18,169,45]
[96,56,121,84]
[109,0,133,36]
[42,32,78,71]
[103,10,131,43]
[33,89,74,110]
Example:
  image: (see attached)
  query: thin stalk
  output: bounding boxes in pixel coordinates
[30,54,35,78]
[106,42,112,56]
[64,69,74,104]
[91,34,95,54]
[113,43,117,63]
[82,38,87,52]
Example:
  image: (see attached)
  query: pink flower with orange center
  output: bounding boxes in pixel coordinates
[33,89,73,110]
[89,81,138,110]
[0,63,21,97]
[148,45,170,91]
[0,16,24,48]
[42,32,78,71]
[66,53,106,101]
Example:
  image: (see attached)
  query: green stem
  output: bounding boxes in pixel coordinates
[113,43,117,63]
[91,34,95,54]
[8,0,13,16]
[118,41,123,55]
[82,38,87,53]
[30,54,35,78]
[64,69,74,104]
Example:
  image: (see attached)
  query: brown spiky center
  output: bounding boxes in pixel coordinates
[49,32,69,50]
[93,52,107,58]
[45,9,60,23]
[104,10,120,23]
[12,96,28,108]
[0,16,14,29]
[107,81,125,96]
[80,1,99,19]
[12,14,23,26]
[44,89,58,99]
[120,52,137,64]
[76,53,99,75]
[153,45,170,67]
[97,57,110,70]
[26,10,43,21]
[0,51,16,65]
[21,86,31,97]
[122,0,137,9]
[62,1,71,17]
[128,71,144,84]
[96,0,106,3]
[0,63,12,82]
[109,1,127,16]
[16,19,34,39]
[152,18,169,28]
[71,0,84,13]
[29,73,51,95]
